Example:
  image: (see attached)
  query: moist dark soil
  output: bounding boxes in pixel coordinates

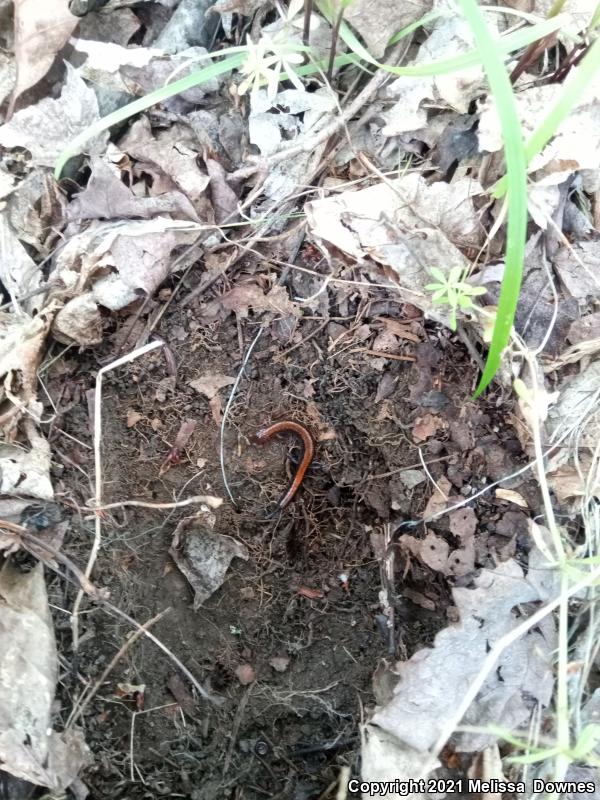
[42,253,541,799]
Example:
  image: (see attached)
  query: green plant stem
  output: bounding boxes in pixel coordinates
[457,0,527,397]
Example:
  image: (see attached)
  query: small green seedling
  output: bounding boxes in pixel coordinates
[489,723,600,768]
[425,266,487,330]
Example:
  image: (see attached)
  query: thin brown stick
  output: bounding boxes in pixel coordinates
[302,0,314,47]
[326,5,345,83]
[355,348,416,362]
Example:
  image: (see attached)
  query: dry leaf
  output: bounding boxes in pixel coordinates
[269,656,290,673]
[547,463,600,505]
[0,424,53,502]
[0,54,16,111]
[0,64,107,167]
[568,311,600,345]
[383,11,500,127]
[0,311,56,434]
[234,664,256,685]
[0,560,90,788]
[377,317,420,343]
[479,53,600,185]
[448,507,478,538]
[9,0,79,114]
[414,530,449,573]
[422,476,452,519]
[553,241,600,300]
[126,410,143,428]
[76,6,140,47]
[343,0,431,60]
[72,37,162,76]
[361,724,438,793]
[53,218,201,319]
[205,157,239,224]
[67,158,199,223]
[495,489,529,509]
[297,586,324,600]
[399,528,474,577]
[189,373,235,400]
[153,0,216,54]
[169,513,248,610]
[122,46,220,103]
[372,559,555,752]
[167,673,197,716]
[201,280,299,321]
[399,469,426,489]
[547,359,600,451]
[412,414,444,442]
[52,294,102,347]
[119,119,210,211]
[402,588,436,611]
[306,175,482,326]
[0,214,42,314]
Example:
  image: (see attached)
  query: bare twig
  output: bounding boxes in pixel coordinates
[76,494,223,517]
[302,0,314,47]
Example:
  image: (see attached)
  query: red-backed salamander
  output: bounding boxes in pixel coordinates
[254,421,314,511]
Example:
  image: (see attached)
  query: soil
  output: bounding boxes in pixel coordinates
[42,250,541,799]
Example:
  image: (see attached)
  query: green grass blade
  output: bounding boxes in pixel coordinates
[57,5,563,180]
[55,50,364,179]
[589,0,600,31]
[55,52,246,179]
[458,0,528,397]
[388,9,444,45]
[494,36,600,198]
[316,0,563,77]
[384,17,564,76]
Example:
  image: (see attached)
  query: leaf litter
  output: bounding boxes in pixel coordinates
[0,0,599,794]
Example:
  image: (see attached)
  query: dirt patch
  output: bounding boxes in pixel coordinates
[42,256,540,798]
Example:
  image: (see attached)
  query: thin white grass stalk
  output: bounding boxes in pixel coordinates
[521,349,570,781]
[509,336,570,780]
[427,563,600,766]
[219,328,264,506]
[130,703,178,782]
[419,447,448,499]
[71,340,165,652]
[570,419,600,736]
[519,351,564,560]
[336,766,351,800]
